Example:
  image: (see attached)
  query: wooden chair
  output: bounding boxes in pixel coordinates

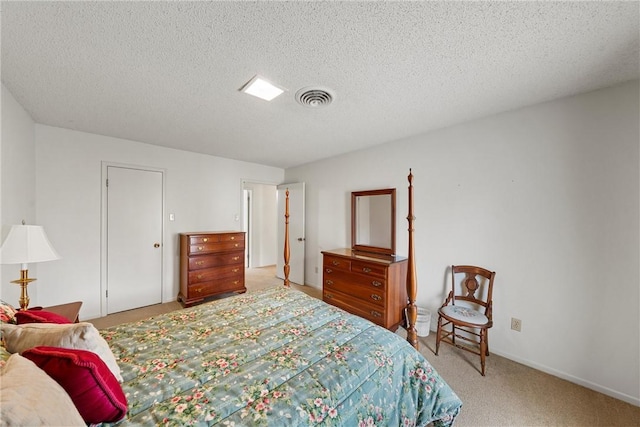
[435,265,496,376]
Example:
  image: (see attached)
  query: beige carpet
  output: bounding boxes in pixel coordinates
[398,330,640,426]
[89,266,639,426]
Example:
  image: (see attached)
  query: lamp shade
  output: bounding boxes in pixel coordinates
[0,225,61,265]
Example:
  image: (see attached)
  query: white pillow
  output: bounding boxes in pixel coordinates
[0,353,85,426]
[1,322,123,382]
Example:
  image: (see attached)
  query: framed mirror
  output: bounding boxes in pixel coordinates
[351,188,396,256]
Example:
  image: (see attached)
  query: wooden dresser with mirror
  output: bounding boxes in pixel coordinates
[322,188,408,331]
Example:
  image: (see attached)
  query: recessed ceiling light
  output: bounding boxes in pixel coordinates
[240,75,285,101]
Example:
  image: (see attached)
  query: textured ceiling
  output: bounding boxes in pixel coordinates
[2,1,638,169]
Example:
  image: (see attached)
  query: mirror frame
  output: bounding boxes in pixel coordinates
[351,188,396,256]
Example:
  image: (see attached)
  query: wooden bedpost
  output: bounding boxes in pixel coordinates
[406,169,419,349]
[283,188,291,288]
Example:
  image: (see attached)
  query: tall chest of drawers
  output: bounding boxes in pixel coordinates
[321,248,408,331]
[178,231,246,307]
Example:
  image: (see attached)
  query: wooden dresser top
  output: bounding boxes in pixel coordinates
[180,231,244,235]
[322,248,407,265]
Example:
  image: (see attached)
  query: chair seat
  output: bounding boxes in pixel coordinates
[440,305,489,326]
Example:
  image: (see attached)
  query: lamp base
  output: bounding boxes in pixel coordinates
[11,269,36,311]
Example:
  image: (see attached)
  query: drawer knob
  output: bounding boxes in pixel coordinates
[372,281,382,287]
[233,281,239,285]
[370,310,382,318]
[325,268,333,274]
[198,246,204,251]
[332,261,340,266]
[232,268,239,273]
[196,288,202,293]
[371,294,382,301]
[325,280,334,286]
[234,243,239,247]
[231,236,235,240]
[233,256,239,261]
[195,261,204,266]
[362,267,372,273]
[203,238,208,242]
[197,274,203,279]
[325,293,333,299]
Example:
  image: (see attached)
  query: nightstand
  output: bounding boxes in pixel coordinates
[42,301,83,323]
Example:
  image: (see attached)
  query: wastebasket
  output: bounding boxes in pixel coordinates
[416,307,431,337]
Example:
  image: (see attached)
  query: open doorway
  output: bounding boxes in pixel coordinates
[243,188,252,267]
[241,181,277,268]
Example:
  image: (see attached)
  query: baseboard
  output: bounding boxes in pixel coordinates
[491,348,640,407]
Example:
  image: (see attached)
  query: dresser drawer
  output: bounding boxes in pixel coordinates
[219,233,244,242]
[189,240,244,255]
[323,278,385,307]
[323,255,351,272]
[188,265,243,284]
[189,235,220,245]
[351,260,387,278]
[323,289,386,327]
[323,269,386,291]
[189,277,244,298]
[189,251,243,270]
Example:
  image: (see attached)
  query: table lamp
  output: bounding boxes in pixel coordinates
[0,223,61,310]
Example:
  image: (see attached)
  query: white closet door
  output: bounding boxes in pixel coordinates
[107,166,163,313]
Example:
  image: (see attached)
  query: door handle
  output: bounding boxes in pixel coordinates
[297,237,305,241]
[154,243,160,248]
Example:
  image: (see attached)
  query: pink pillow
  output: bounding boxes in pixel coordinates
[16,310,72,325]
[22,346,127,423]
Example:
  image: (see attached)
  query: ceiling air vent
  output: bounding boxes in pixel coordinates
[295,87,334,108]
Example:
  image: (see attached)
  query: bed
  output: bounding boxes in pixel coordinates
[0,170,462,426]
[102,284,462,426]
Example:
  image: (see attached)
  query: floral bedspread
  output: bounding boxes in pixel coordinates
[101,287,462,426]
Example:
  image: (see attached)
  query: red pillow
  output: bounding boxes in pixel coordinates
[22,346,127,423]
[15,310,72,325]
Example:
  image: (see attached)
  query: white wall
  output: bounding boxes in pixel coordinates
[1,84,37,304]
[31,125,283,320]
[286,80,640,405]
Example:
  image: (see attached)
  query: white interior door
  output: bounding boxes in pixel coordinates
[107,166,163,314]
[277,182,305,285]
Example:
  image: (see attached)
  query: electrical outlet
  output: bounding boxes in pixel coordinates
[511,318,522,332]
